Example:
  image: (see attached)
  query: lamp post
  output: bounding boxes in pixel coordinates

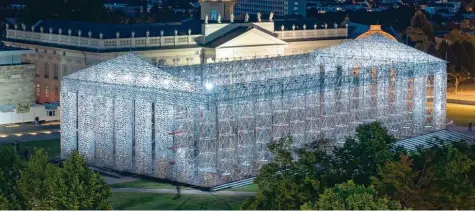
[447,73,459,93]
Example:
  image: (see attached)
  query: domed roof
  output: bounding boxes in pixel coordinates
[356,25,397,41]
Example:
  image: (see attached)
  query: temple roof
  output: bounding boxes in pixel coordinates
[64,53,200,93]
[313,33,445,64]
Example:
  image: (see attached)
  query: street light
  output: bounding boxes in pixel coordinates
[447,73,459,93]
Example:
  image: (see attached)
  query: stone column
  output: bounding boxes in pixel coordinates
[412,74,427,136]
[433,70,447,130]
[376,67,389,123]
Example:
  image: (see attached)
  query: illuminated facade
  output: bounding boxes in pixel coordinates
[61,31,446,187]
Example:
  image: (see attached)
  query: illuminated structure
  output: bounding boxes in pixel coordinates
[61,30,447,187]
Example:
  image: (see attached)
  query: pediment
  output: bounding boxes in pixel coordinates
[217,28,288,48]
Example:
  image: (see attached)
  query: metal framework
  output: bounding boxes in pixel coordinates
[61,34,447,187]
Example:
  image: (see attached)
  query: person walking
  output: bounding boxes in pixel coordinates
[176,185,181,199]
[469,122,473,131]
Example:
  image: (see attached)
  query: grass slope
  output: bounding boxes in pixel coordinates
[17,139,60,160]
[110,179,191,189]
[228,184,258,192]
[109,192,249,210]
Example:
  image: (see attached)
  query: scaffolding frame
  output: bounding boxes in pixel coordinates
[61,34,447,187]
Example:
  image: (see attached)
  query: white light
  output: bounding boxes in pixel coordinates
[205,82,213,90]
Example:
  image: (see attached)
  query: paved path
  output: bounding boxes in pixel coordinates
[446,123,475,138]
[103,176,140,185]
[0,121,60,143]
[112,188,257,196]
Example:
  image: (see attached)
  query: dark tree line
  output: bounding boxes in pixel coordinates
[241,122,475,210]
[0,147,112,210]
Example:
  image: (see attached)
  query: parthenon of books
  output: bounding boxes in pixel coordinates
[61,31,447,187]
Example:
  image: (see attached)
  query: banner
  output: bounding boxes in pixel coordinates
[16,103,30,114]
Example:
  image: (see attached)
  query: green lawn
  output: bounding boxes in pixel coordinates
[109,192,250,210]
[228,184,258,192]
[110,179,191,190]
[18,139,60,160]
[446,103,475,126]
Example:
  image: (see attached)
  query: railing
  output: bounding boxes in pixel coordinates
[5,29,202,50]
[276,28,348,40]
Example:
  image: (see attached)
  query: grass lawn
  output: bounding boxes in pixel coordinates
[446,103,475,126]
[18,139,60,160]
[110,179,191,190]
[109,192,250,210]
[228,184,258,192]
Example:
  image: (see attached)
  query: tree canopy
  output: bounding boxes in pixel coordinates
[0,146,112,210]
[301,180,401,210]
[241,122,475,210]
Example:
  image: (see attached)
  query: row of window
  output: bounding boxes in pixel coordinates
[38,63,70,79]
[36,83,59,99]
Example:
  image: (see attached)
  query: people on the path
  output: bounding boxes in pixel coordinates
[23,147,29,160]
[35,117,40,126]
[469,122,473,131]
[176,185,181,199]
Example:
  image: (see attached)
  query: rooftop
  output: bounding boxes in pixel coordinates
[64,53,201,93]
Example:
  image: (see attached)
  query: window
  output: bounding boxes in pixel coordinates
[47,110,56,116]
[53,64,58,79]
[44,63,49,78]
[54,86,59,98]
[36,83,40,96]
[45,84,49,98]
[211,9,217,20]
[62,65,68,76]
[35,48,38,52]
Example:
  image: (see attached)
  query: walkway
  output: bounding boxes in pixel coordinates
[0,121,60,143]
[112,188,257,196]
[446,123,475,138]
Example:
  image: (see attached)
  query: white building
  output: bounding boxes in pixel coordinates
[2,0,348,105]
[61,26,447,188]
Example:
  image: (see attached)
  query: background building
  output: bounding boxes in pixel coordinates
[2,0,347,104]
[234,0,307,16]
[0,46,59,124]
[61,27,446,188]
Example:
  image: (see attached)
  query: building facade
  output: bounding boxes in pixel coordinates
[234,0,306,16]
[0,46,35,105]
[0,46,59,124]
[61,27,446,188]
[2,1,347,104]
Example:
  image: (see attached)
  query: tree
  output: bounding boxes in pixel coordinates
[301,180,402,210]
[372,141,475,210]
[17,149,61,209]
[438,40,459,69]
[0,146,25,210]
[57,151,112,210]
[240,136,322,210]
[450,40,471,72]
[407,10,433,51]
[0,146,112,210]
[320,122,398,186]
